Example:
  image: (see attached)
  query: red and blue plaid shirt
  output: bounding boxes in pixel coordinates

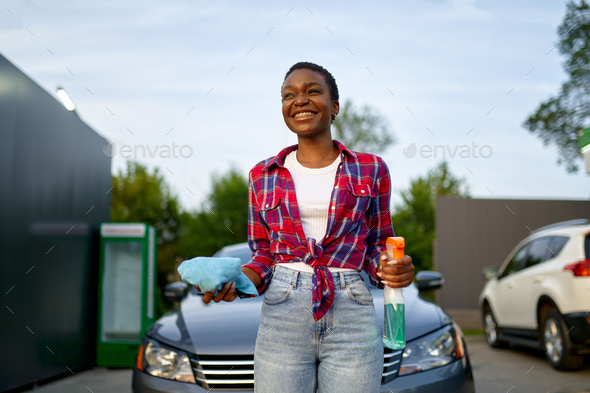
[243,139,394,321]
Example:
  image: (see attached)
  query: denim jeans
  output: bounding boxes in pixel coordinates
[254,264,384,393]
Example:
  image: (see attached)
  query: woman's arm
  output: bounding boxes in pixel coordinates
[363,157,394,289]
[241,266,263,287]
[196,168,270,303]
[364,157,414,289]
[240,167,276,295]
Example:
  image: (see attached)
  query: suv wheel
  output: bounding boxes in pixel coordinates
[483,304,507,348]
[542,309,584,370]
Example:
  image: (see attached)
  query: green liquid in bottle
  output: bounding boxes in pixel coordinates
[383,303,405,349]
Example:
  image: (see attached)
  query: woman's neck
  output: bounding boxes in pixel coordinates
[295,133,340,168]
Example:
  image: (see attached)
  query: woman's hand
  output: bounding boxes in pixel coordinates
[194,267,261,304]
[195,281,238,303]
[376,251,415,288]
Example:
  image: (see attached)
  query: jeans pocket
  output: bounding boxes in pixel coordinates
[262,280,292,305]
[346,279,374,305]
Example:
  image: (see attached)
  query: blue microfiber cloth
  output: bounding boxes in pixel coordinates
[177,257,259,297]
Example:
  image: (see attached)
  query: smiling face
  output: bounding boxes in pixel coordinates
[281,68,339,139]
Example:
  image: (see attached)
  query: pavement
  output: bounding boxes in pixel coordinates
[27,335,590,393]
[465,335,590,393]
[27,368,132,393]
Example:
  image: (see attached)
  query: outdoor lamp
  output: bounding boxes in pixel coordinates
[56,86,76,111]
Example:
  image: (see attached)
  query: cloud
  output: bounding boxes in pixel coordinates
[421,0,494,22]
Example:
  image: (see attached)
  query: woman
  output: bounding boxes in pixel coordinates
[197,62,415,393]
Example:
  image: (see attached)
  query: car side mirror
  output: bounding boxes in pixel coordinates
[164,281,189,303]
[415,271,444,292]
[482,266,499,280]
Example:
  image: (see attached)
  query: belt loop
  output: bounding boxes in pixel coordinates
[339,271,345,290]
[292,270,299,289]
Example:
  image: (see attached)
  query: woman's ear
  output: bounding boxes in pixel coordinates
[332,100,340,117]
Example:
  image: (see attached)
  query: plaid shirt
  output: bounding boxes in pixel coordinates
[243,139,394,321]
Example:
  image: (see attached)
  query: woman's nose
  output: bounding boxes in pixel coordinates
[293,92,309,105]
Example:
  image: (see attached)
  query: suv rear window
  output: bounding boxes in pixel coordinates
[524,236,569,269]
[548,236,569,259]
[524,237,552,268]
[585,235,590,260]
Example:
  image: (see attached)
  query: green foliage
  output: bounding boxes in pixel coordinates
[332,99,395,154]
[522,0,590,173]
[462,329,485,336]
[111,161,182,316]
[391,161,470,273]
[110,161,250,315]
[178,166,249,259]
[111,161,181,270]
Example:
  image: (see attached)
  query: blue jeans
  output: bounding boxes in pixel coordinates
[254,264,384,393]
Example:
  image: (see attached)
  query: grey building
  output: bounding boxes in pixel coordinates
[434,197,590,329]
[0,54,111,391]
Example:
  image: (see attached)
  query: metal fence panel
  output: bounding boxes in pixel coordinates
[0,54,111,392]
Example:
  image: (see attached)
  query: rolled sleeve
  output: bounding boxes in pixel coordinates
[242,168,276,296]
[363,157,395,289]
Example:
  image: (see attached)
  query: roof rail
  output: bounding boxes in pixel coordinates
[534,218,589,233]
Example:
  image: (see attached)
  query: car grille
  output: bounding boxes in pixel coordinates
[192,354,254,391]
[381,347,403,384]
[191,348,402,391]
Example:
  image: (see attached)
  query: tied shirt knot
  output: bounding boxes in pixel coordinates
[304,238,335,321]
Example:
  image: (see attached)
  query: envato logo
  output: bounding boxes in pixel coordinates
[103,142,193,158]
[403,142,493,159]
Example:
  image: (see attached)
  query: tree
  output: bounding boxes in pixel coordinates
[109,162,249,312]
[111,161,182,316]
[112,161,181,240]
[332,99,395,154]
[390,161,470,273]
[178,166,249,259]
[522,0,590,173]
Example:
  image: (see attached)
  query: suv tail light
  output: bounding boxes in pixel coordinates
[564,260,590,277]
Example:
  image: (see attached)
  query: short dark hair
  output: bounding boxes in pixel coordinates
[282,62,339,102]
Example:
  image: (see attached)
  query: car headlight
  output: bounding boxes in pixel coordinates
[399,322,465,376]
[136,338,196,383]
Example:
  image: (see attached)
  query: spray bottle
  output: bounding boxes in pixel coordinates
[382,236,406,349]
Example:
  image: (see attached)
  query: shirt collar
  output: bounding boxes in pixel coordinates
[262,139,357,171]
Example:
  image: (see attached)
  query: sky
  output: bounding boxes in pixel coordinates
[1,0,589,212]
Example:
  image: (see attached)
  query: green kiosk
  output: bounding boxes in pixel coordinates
[579,126,590,174]
[97,223,157,367]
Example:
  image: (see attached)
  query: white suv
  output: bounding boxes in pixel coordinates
[479,219,590,370]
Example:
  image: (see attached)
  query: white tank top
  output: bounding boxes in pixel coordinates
[282,150,356,274]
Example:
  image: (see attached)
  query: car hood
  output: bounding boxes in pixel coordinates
[147,284,451,355]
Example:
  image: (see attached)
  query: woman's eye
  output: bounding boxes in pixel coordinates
[309,89,320,94]
[283,93,293,99]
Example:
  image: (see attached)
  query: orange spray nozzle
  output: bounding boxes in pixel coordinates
[386,237,405,260]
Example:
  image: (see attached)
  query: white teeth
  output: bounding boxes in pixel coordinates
[294,112,315,118]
